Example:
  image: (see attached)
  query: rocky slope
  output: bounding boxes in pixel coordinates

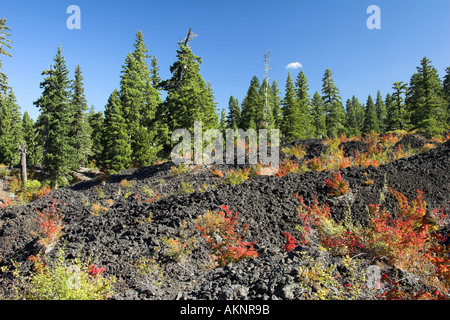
[0,136,449,300]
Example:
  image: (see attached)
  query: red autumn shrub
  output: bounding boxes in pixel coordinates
[324,171,349,197]
[195,205,258,266]
[34,198,64,248]
[282,231,298,252]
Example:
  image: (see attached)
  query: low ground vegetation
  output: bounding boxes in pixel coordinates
[0,132,449,300]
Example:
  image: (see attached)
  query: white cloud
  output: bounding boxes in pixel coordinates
[286,62,303,70]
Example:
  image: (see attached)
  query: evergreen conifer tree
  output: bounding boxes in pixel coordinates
[119,31,162,166]
[22,111,40,166]
[87,106,104,165]
[407,57,447,135]
[240,76,262,130]
[271,80,283,130]
[281,72,302,141]
[352,95,365,136]
[375,90,387,133]
[322,69,345,138]
[0,18,12,71]
[100,89,132,171]
[443,66,450,124]
[34,46,73,187]
[387,81,408,131]
[69,65,92,168]
[295,70,314,139]
[0,87,22,167]
[219,108,226,133]
[345,98,358,137]
[363,94,379,134]
[226,96,241,130]
[311,91,327,139]
[150,56,162,89]
[158,34,218,155]
[258,78,275,129]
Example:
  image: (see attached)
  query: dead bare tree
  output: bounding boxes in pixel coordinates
[19,141,27,185]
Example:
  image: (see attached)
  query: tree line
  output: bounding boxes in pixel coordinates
[0,20,449,187]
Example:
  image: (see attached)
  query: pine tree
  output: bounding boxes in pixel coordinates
[100,89,132,171]
[311,91,327,139]
[0,87,22,167]
[407,57,447,136]
[363,94,379,134]
[0,18,12,70]
[353,95,365,136]
[34,46,73,188]
[322,69,345,138]
[150,56,162,89]
[226,95,241,129]
[345,98,358,137]
[120,31,162,166]
[258,77,274,129]
[240,75,262,130]
[271,80,283,130]
[0,18,21,168]
[22,111,41,166]
[87,106,104,165]
[387,81,408,131]
[443,66,450,124]
[281,72,302,141]
[219,108,226,133]
[69,65,92,168]
[295,70,314,139]
[158,34,218,155]
[375,90,387,133]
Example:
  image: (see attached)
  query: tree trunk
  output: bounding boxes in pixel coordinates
[19,142,27,185]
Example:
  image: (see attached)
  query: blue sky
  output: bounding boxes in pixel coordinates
[1,0,450,121]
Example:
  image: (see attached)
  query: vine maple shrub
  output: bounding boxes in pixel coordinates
[282,231,298,252]
[324,171,349,197]
[34,198,64,249]
[292,188,449,298]
[195,205,258,266]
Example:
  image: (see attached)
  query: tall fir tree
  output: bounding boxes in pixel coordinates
[0,18,12,71]
[219,108,226,133]
[226,95,241,130]
[375,90,387,133]
[240,75,262,130]
[150,56,162,89]
[22,111,41,166]
[363,94,379,134]
[387,81,408,131]
[345,98,358,137]
[158,33,218,155]
[281,72,302,141]
[0,18,21,168]
[352,95,365,136]
[100,89,132,171]
[271,80,283,130]
[294,70,314,139]
[120,31,162,166]
[322,69,345,138]
[69,65,92,168]
[407,57,447,135]
[87,106,104,165]
[443,66,450,124]
[34,46,73,187]
[258,77,274,129]
[0,87,22,167]
[311,91,327,139]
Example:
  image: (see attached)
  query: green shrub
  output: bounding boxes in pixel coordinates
[12,248,115,300]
